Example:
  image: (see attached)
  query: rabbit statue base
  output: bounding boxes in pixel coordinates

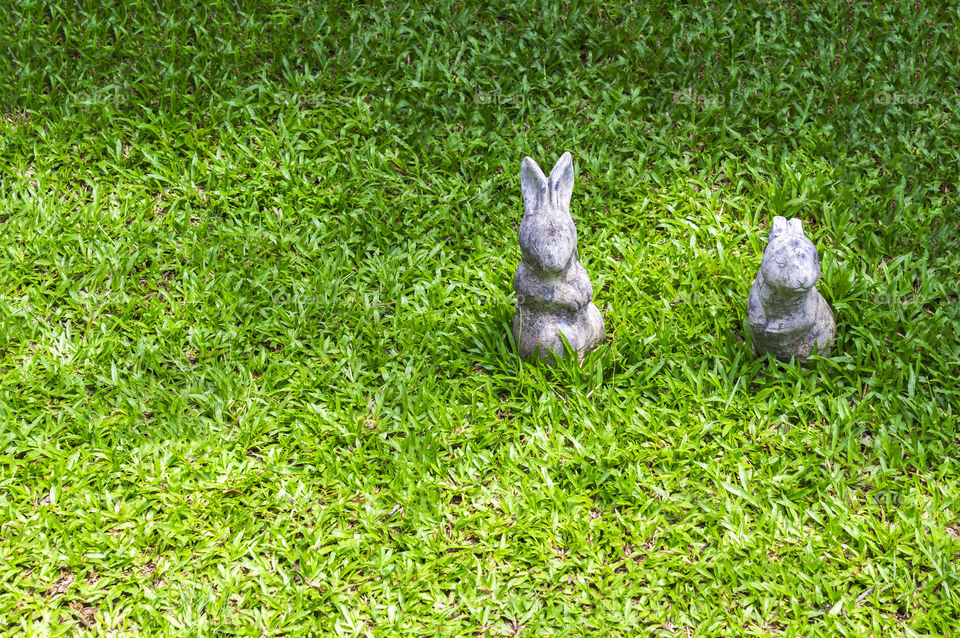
[512,292,605,363]
[512,152,604,363]
[747,216,836,364]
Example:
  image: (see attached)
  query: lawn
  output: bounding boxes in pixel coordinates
[1,0,959,635]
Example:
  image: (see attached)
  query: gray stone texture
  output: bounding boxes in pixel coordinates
[748,216,836,363]
[512,152,604,362]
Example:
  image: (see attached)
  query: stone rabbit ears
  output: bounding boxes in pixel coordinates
[520,152,575,214]
[769,215,805,239]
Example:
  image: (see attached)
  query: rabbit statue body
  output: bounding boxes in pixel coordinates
[747,216,836,363]
[512,152,604,362]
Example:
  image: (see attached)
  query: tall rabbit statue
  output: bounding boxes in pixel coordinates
[512,152,604,362]
[747,216,836,363]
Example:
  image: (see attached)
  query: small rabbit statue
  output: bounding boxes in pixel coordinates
[512,152,604,362]
[747,216,836,363]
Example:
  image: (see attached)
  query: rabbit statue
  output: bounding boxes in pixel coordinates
[512,152,604,362]
[747,216,836,363]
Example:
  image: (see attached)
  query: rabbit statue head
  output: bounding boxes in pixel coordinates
[760,216,821,297]
[518,152,578,276]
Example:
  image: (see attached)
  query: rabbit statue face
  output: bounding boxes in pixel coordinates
[760,217,821,295]
[518,152,578,275]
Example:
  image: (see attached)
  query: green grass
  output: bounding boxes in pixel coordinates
[1,0,959,635]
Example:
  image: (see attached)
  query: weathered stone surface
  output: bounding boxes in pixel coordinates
[747,216,836,363]
[512,152,604,362]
